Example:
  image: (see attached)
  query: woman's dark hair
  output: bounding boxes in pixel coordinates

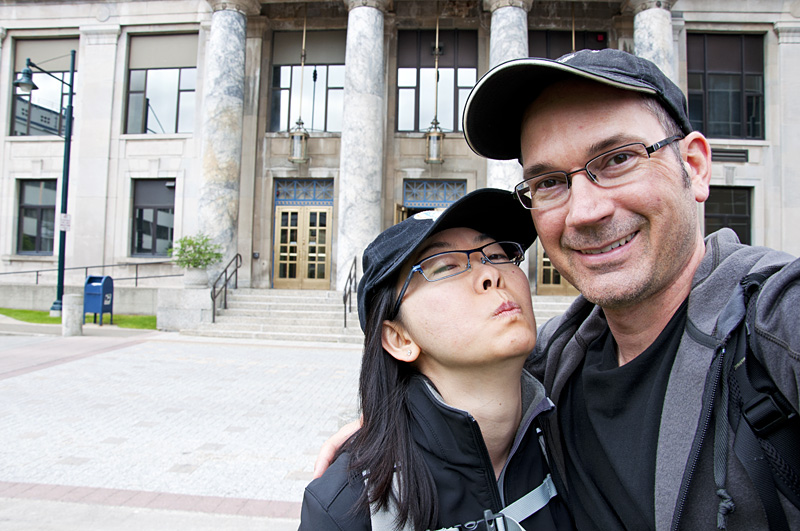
[342,280,438,531]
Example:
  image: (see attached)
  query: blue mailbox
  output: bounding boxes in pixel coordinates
[84,275,113,325]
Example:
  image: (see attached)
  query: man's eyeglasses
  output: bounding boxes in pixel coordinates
[391,241,525,319]
[514,135,683,210]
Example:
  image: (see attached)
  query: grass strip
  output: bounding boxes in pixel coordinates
[0,308,156,330]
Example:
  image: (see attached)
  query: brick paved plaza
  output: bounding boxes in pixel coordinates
[0,322,362,530]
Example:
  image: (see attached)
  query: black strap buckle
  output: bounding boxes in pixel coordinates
[743,392,796,436]
[458,510,507,531]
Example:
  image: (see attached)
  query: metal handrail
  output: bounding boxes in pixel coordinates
[0,260,180,287]
[342,256,358,328]
[211,253,242,323]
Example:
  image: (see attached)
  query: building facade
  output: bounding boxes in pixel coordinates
[1,0,798,300]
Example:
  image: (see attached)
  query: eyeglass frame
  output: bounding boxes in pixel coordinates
[390,240,525,320]
[514,135,684,210]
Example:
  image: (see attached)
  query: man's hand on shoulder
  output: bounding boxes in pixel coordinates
[313,418,361,479]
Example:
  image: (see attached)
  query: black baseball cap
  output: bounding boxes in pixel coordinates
[463,48,693,161]
[356,188,536,331]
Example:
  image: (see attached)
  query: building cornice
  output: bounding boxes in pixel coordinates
[207,0,261,16]
[621,0,675,16]
[344,0,391,13]
[482,0,533,13]
[775,21,800,44]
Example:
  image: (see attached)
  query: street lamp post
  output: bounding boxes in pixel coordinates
[14,50,75,314]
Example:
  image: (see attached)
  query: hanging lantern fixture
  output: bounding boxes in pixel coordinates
[289,118,309,164]
[425,4,445,164]
[289,7,310,164]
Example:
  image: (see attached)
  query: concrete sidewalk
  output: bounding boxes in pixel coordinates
[0,318,362,530]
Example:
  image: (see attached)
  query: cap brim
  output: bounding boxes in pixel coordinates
[370,188,536,295]
[463,57,657,161]
[427,187,537,249]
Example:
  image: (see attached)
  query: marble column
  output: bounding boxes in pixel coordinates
[484,0,532,191]
[199,0,260,281]
[774,22,800,255]
[72,25,120,268]
[627,0,675,82]
[335,0,388,290]
[236,17,267,289]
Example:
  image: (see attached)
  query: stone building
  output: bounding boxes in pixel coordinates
[1,0,798,316]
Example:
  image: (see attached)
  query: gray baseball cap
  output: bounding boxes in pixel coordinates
[463,48,693,161]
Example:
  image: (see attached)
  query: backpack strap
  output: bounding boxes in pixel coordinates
[727,270,800,530]
[365,469,415,531]
[424,474,557,531]
[367,471,558,531]
[500,473,557,526]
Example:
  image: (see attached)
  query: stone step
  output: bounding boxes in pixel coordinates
[209,319,363,335]
[216,308,563,325]
[227,288,345,300]
[214,309,357,321]
[188,288,575,344]
[217,302,346,313]
[181,327,364,344]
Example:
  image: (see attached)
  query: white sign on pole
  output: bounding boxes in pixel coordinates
[58,213,71,232]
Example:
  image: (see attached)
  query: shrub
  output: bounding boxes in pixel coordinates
[168,234,223,269]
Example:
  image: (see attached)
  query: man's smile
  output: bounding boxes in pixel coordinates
[577,232,637,255]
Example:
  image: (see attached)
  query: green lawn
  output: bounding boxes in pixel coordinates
[0,308,157,330]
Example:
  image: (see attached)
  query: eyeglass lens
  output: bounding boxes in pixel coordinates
[418,241,523,282]
[516,142,656,210]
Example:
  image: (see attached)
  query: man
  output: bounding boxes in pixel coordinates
[461,49,799,530]
[316,49,800,530]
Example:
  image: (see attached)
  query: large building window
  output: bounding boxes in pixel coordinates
[529,30,607,59]
[705,185,751,245]
[132,179,175,256]
[11,39,78,137]
[687,34,764,139]
[125,34,197,135]
[18,180,57,254]
[397,30,477,133]
[270,31,346,133]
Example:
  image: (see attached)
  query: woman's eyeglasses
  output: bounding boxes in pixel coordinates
[391,240,525,319]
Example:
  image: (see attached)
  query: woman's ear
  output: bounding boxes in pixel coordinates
[381,320,419,362]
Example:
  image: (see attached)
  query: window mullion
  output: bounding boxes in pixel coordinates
[151,209,158,256]
[703,35,709,140]
[25,95,33,135]
[174,71,182,134]
[37,206,45,252]
[323,66,330,132]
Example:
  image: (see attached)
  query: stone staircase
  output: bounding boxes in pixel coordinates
[531,295,578,322]
[181,288,364,343]
[181,289,576,344]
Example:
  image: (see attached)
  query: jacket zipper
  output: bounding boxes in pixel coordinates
[469,416,504,510]
[670,344,725,531]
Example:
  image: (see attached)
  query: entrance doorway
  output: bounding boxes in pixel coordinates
[273,179,333,289]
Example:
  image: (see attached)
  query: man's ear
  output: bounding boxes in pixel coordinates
[381,320,419,362]
[681,131,712,203]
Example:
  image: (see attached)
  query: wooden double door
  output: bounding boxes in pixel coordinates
[273,206,332,289]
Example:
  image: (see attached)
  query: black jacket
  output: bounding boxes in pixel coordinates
[299,372,573,530]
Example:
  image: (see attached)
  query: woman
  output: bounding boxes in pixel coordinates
[299,189,573,531]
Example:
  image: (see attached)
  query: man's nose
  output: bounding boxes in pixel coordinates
[564,172,615,226]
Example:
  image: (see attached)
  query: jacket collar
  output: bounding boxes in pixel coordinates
[406,372,553,469]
